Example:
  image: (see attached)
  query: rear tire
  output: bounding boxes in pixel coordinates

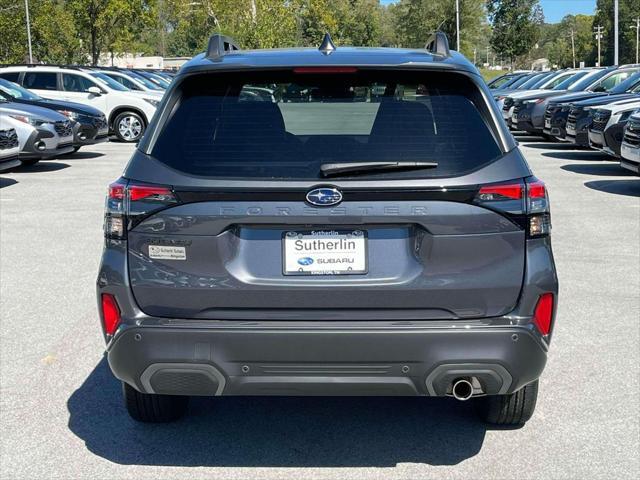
[475,380,539,426]
[122,382,189,423]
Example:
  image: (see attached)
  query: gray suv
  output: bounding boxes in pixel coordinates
[97,33,558,425]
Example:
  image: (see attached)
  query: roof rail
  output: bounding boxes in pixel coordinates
[206,34,240,60]
[425,31,450,57]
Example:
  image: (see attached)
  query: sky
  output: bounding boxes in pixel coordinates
[379,1,597,24]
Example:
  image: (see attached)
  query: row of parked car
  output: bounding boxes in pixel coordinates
[489,66,640,175]
[0,65,173,172]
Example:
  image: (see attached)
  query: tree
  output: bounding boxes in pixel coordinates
[593,0,640,65]
[389,0,486,60]
[299,0,382,47]
[535,14,595,68]
[68,0,156,65]
[487,0,544,68]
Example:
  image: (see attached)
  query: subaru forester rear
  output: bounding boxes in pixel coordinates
[97,33,558,425]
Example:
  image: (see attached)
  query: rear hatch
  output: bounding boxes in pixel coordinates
[118,68,533,320]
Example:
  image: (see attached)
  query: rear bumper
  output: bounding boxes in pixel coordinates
[107,321,548,398]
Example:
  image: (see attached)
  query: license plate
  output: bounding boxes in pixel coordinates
[283,230,367,275]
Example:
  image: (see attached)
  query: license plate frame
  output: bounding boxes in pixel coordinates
[282,230,368,276]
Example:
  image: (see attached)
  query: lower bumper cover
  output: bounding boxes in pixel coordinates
[19,129,74,160]
[0,155,21,172]
[73,122,109,147]
[107,323,547,397]
[620,158,640,174]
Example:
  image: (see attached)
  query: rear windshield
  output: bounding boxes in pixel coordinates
[151,70,502,180]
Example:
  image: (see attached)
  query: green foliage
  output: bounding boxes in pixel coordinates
[68,0,156,65]
[487,0,544,66]
[537,14,595,67]
[4,0,634,71]
[594,0,640,65]
[0,0,82,63]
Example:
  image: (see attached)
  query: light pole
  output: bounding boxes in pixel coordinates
[594,25,604,66]
[455,0,460,51]
[570,29,576,68]
[632,18,640,64]
[614,0,619,65]
[24,0,33,63]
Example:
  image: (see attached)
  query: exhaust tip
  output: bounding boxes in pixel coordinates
[452,378,474,401]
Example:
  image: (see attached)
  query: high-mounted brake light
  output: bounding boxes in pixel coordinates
[101,293,121,336]
[293,67,358,74]
[533,293,554,336]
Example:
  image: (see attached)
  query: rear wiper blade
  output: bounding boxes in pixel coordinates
[320,161,438,177]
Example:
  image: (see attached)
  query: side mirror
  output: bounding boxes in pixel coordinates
[87,86,102,96]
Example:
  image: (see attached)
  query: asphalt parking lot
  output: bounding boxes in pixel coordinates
[0,138,638,480]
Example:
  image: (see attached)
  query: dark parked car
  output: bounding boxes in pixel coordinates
[97,33,558,426]
[544,67,640,140]
[566,95,640,146]
[509,67,615,136]
[487,72,529,89]
[0,78,108,152]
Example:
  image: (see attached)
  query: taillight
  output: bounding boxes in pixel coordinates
[477,183,523,200]
[474,177,551,237]
[103,179,178,239]
[128,185,174,202]
[526,178,551,236]
[101,293,121,336]
[475,181,525,214]
[533,293,554,336]
[105,179,127,239]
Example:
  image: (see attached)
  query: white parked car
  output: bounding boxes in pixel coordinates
[0,98,74,166]
[0,127,21,172]
[620,110,640,174]
[587,98,640,157]
[0,66,160,142]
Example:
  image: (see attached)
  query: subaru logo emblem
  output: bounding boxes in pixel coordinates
[298,257,314,266]
[306,187,342,206]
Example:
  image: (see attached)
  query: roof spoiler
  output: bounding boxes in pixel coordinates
[425,31,451,57]
[206,34,240,60]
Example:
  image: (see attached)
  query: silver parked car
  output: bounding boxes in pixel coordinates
[0,99,74,166]
[620,110,640,174]
[0,127,20,172]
